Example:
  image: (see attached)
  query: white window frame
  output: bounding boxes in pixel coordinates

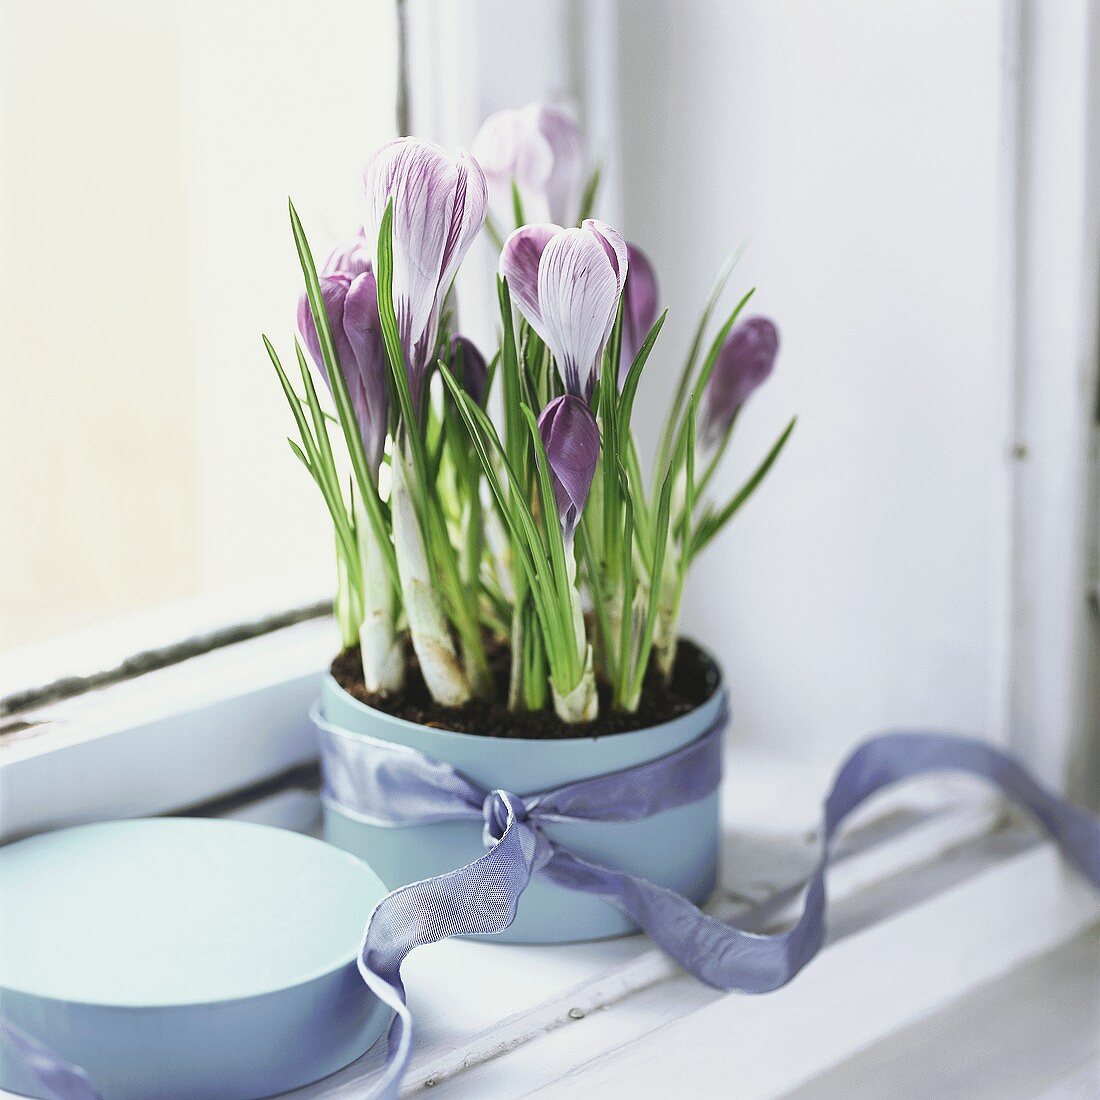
[2,1,1099,1094]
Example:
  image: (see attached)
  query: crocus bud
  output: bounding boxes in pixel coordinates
[537,395,600,541]
[449,335,488,407]
[471,103,583,227]
[297,270,389,474]
[323,228,372,278]
[362,138,487,415]
[700,316,779,451]
[500,219,627,401]
[621,243,659,374]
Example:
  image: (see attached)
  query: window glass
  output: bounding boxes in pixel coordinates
[0,0,397,650]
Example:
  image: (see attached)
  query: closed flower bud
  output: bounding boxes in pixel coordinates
[537,395,601,541]
[449,335,488,407]
[472,103,584,227]
[322,228,372,278]
[297,269,388,474]
[621,242,659,375]
[700,316,779,451]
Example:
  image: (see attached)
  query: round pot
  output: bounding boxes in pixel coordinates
[320,649,725,944]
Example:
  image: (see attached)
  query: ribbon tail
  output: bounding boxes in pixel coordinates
[358,799,539,1100]
[543,731,1100,995]
[0,1018,103,1100]
[542,850,815,992]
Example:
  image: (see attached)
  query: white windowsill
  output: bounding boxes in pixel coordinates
[2,618,1097,1098]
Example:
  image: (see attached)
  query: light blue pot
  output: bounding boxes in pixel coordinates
[321,652,725,944]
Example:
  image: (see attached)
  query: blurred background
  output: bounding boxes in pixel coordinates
[1,0,1096,793]
[0,0,397,647]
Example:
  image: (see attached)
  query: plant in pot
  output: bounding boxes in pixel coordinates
[266,106,794,945]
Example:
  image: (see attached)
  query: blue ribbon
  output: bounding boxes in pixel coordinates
[315,706,1100,1099]
[0,1018,102,1100]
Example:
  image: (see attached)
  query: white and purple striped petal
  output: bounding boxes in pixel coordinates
[362,138,487,413]
[536,106,584,226]
[500,220,628,400]
[537,395,600,541]
[582,219,628,296]
[498,223,559,333]
[323,228,372,278]
[472,103,583,226]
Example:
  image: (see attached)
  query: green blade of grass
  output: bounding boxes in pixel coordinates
[288,201,397,586]
[691,416,797,558]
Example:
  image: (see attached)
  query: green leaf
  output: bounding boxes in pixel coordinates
[288,438,312,474]
[577,163,602,224]
[374,202,420,446]
[497,277,527,473]
[659,286,756,492]
[295,340,343,504]
[578,522,616,685]
[484,212,506,251]
[439,363,569,666]
[288,201,397,587]
[629,416,690,702]
[373,204,489,687]
[520,404,578,675]
[618,309,668,434]
[692,287,756,400]
[617,479,636,706]
[510,178,526,229]
[692,416,797,558]
[656,241,747,474]
[264,335,358,573]
[682,397,697,561]
[622,436,654,570]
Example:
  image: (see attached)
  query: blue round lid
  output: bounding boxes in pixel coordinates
[0,817,385,1007]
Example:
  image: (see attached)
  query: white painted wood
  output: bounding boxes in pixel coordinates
[279,790,1010,1097]
[512,838,1099,1100]
[0,578,328,700]
[2,617,1093,1099]
[611,0,1012,760]
[1002,0,1100,801]
[783,925,1099,1100]
[0,618,335,841]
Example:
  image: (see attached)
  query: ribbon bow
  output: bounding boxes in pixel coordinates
[315,705,1100,1099]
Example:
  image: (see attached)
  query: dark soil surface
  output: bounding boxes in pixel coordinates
[330,636,719,740]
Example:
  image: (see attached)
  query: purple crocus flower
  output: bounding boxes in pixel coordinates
[537,394,601,541]
[362,138,487,415]
[449,335,488,407]
[500,219,628,400]
[700,316,779,451]
[323,228,372,278]
[297,270,389,474]
[621,242,659,375]
[471,103,583,226]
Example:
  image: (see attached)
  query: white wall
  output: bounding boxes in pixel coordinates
[613,0,1012,759]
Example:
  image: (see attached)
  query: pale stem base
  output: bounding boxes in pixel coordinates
[358,519,405,694]
[392,449,471,707]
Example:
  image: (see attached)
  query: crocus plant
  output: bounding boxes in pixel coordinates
[266,107,794,725]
